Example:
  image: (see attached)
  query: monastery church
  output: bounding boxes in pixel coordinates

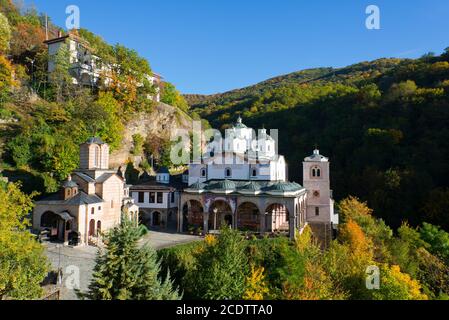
[33,118,338,246]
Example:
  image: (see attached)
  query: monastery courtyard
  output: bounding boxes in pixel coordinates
[44,231,201,300]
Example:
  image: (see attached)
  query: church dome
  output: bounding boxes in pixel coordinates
[234,116,248,129]
[239,181,261,191]
[189,181,207,190]
[62,176,78,188]
[304,149,328,162]
[85,137,105,145]
[207,179,236,191]
[264,181,301,192]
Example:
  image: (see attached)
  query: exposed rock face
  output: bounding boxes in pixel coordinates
[110,102,193,169]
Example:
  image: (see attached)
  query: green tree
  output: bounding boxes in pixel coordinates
[192,227,249,299]
[48,42,72,102]
[161,82,189,111]
[419,223,449,265]
[82,217,180,300]
[0,12,11,53]
[0,182,48,300]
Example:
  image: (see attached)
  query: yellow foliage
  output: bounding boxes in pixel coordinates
[295,225,312,252]
[338,219,373,256]
[338,196,373,222]
[375,264,428,300]
[243,265,269,300]
[204,234,217,246]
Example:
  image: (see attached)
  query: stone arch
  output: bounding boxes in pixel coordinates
[183,200,204,229]
[89,219,96,237]
[40,211,60,229]
[152,211,162,226]
[265,203,290,232]
[209,200,233,230]
[97,220,102,235]
[167,209,177,230]
[237,202,261,231]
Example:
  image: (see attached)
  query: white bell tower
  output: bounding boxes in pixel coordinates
[303,149,336,225]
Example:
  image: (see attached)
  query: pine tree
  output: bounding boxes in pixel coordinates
[81,217,180,300]
[192,226,249,300]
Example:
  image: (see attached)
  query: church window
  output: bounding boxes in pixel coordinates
[171,192,175,203]
[315,207,320,216]
[201,168,206,177]
[311,166,321,178]
[94,146,100,168]
[138,192,144,203]
[225,168,232,178]
[91,207,95,215]
[252,168,257,177]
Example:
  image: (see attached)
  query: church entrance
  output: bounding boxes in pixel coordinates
[209,200,233,231]
[152,211,161,226]
[41,211,64,242]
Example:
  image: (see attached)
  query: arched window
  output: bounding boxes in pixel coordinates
[251,168,257,177]
[91,207,95,215]
[311,166,321,178]
[201,168,206,177]
[94,146,100,167]
[225,168,232,178]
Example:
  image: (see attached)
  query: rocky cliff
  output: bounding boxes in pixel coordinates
[110,102,193,169]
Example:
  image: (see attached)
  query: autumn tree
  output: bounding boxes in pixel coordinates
[0,12,11,53]
[243,265,269,300]
[0,182,48,300]
[161,82,189,111]
[370,264,427,300]
[10,21,46,61]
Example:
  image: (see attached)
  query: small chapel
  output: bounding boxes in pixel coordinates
[32,137,138,246]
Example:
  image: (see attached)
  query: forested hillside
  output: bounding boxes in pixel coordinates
[187,52,449,230]
[0,0,191,195]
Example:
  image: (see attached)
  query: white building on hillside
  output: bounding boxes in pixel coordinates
[44,31,161,102]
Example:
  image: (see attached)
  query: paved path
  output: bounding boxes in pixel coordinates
[44,231,201,300]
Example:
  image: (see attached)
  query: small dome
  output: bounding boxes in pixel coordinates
[207,179,236,191]
[264,181,299,192]
[85,137,105,145]
[304,149,328,162]
[62,176,78,188]
[234,116,248,129]
[189,181,207,190]
[239,181,261,191]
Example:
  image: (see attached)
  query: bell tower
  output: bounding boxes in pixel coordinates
[79,137,110,171]
[303,149,334,224]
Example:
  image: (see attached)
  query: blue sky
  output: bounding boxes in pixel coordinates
[27,0,449,94]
